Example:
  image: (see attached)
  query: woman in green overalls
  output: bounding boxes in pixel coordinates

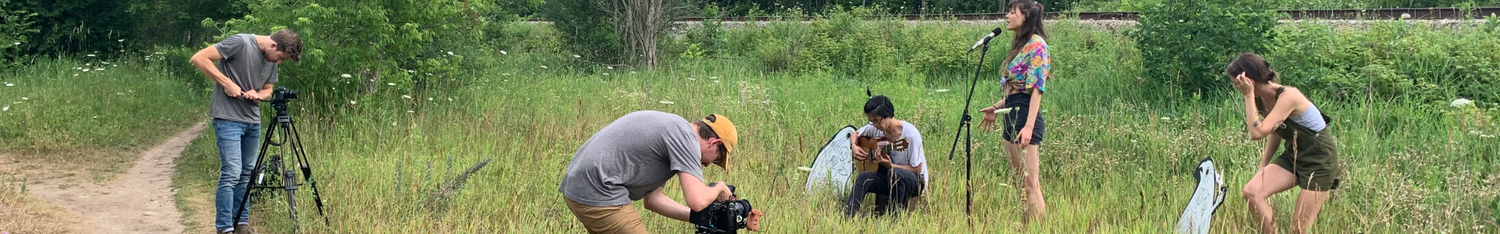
[1229,53,1342,234]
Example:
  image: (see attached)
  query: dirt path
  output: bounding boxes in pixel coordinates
[25,121,206,234]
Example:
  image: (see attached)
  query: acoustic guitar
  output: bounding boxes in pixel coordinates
[853,136,892,173]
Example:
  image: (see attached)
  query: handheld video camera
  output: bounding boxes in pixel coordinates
[692,183,759,234]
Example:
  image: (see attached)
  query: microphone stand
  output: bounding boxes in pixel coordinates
[948,31,995,228]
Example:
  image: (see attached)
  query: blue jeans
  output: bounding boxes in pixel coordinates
[213,119,260,232]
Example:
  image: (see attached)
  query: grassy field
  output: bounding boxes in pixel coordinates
[0,57,206,233]
[166,42,1499,233]
[0,57,206,180]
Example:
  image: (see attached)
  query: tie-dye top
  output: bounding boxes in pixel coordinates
[1004,34,1050,94]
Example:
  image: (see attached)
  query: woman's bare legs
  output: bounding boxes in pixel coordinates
[1242,164,1297,233]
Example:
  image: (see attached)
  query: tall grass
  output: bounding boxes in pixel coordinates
[170,46,1498,233]
[0,57,204,178]
[160,16,1500,233]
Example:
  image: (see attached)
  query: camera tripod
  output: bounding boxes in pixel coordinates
[233,93,329,233]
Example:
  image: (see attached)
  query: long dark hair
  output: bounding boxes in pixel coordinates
[1225,53,1279,83]
[1006,0,1047,63]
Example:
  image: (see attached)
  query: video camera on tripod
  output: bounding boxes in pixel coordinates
[235,86,329,234]
[691,183,763,234]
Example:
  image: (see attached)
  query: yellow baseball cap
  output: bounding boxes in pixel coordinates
[703,114,737,170]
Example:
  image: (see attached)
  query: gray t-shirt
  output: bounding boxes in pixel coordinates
[209,34,279,124]
[560,111,706,207]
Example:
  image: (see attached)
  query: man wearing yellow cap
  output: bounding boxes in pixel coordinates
[560,111,739,233]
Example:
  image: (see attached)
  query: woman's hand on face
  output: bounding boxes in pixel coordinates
[1232,73,1255,96]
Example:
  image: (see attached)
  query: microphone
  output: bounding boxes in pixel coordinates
[968,28,1004,53]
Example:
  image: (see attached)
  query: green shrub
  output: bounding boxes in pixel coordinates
[1130,0,1279,96]
[540,0,623,65]
[1270,19,1500,103]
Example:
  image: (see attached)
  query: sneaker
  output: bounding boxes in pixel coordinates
[233,225,256,234]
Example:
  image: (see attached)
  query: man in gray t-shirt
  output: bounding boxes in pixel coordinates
[188,28,303,234]
[560,111,741,233]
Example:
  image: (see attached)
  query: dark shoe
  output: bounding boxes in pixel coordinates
[233,225,256,234]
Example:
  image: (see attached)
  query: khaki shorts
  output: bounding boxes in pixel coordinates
[565,198,647,234]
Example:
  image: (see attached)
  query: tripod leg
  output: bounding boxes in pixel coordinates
[234,122,279,225]
[284,167,300,234]
[287,120,331,225]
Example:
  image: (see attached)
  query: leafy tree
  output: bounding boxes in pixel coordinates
[212,0,497,99]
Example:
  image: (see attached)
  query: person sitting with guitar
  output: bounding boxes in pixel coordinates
[844,95,928,217]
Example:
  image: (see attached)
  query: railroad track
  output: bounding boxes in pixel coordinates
[661,7,1500,21]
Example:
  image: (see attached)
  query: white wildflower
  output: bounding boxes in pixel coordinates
[2,106,7,111]
[606,66,614,69]
[95,68,104,71]
[499,50,507,55]
[118,39,125,42]
[631,71,636,74]
[447,51,454,56]
[710,76,718,79]
[350,101,357,105]
[603,73,609,76]
[4,83,12,87]
[75,67,81,70]
[73,74,78,76]
[427,97,433,101]
[86,54,95,57]
[407,70,415,73]
[101,62,110,64]
[402,95,412,99]
[1401,13,1411,19]
[407,110,415,113]
[447,98,452,101]
[1470,130,1483,135]
[83,68,90,72]
[935,89,949,92]
[112,64,117,67]
[1130,140,1138,143]
[1161,117,1171,121]
[1450,98,1473,108]
[21,97,27,100]
[92,115,98,119]
[660,100,675,104]
[341,74,352,78]
[426,73,433,76]
[572,55,581,58]
[1178,19,1184,23]
[541,66,548,69]
[387,83,396,86]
